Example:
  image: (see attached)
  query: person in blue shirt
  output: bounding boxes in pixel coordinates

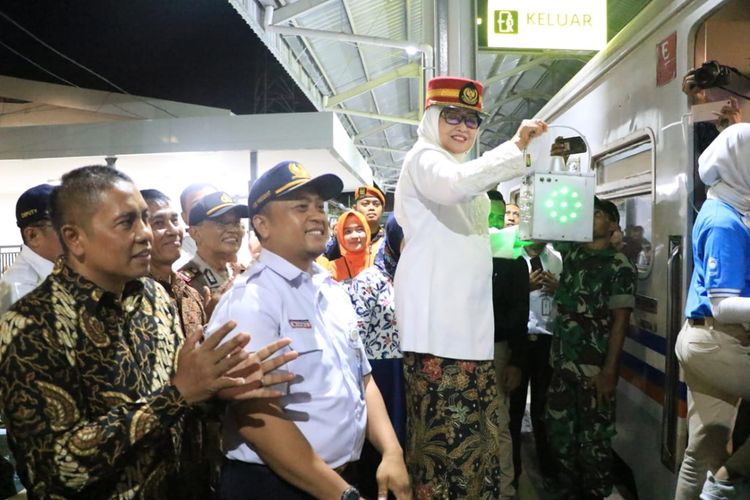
[207,161,410,500]
[675,123,750,500]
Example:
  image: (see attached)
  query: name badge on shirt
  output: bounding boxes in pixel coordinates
[542,297,551,317]
[288,319,312,329]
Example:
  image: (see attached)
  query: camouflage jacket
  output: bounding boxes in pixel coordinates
[552,243,636,373]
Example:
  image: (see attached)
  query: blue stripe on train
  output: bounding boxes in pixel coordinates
[620,349,687,401]
[627,326,666,355]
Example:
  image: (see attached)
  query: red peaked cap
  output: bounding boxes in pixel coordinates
[425,76,484,112]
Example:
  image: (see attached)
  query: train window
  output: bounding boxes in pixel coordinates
[509,189,520,205]
[594,139,654,280]
[614,195,653,280]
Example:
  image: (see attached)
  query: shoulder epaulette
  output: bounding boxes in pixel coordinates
[179,263,200,282]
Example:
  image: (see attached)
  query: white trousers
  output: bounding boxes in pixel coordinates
[494,341,516,498]
[675,321,750,500]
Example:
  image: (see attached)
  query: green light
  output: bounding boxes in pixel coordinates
[540,185,586,226]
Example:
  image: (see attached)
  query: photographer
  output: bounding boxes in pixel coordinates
[683,61,744,211]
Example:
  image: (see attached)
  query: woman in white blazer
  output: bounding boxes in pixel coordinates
[394,75,546,499]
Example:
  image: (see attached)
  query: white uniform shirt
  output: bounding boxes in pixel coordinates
[522,245,563,335]
[207,249,371,467]
[394,140,527,360]
[0,245,54,314]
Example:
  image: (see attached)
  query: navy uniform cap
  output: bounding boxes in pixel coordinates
[16,183,56,228]
[248,161,343,216]
[189,191,250,226]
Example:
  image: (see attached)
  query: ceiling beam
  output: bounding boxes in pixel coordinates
[484,56,552,87]
[356,144,410,154]
[325,63,420,107]
[354,114,416,141]
[327,107,420,125]
[272,0,335,24]
[486,89,552,110]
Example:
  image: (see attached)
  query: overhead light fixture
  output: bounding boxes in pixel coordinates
[405,45,418,56]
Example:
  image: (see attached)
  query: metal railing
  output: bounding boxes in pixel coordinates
[0,246,22,279]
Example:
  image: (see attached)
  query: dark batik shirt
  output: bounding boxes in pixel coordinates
[0,260,189,499]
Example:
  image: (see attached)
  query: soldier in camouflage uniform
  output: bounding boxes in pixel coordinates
[545,197,636,500]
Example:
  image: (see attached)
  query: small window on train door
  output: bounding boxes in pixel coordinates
[689,0,750,212]
[594,139,654,280]
[509,189,520,206]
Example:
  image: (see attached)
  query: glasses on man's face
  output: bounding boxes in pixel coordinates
[440,108,482,129]
[203,218,244,231]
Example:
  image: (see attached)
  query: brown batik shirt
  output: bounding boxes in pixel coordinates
[154,272,220,499]
[159,272,207,339]
[0,261,189,499]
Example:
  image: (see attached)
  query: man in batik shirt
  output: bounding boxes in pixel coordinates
[0,166,294,498]
[142,188,222,498]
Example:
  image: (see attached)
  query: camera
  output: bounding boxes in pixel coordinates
[691,60,732,89]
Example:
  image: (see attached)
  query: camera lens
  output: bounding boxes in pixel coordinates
[693,61,731,89]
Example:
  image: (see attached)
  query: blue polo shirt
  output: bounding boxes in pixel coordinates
[207,249,371,467]
[685,199,750,318]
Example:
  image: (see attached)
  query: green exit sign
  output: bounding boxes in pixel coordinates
[493,10,518,34]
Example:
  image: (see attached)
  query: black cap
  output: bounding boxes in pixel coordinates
[189,191,249,226]
[594,197,620,224]
[248,161,343,216]
[16,184,55,228]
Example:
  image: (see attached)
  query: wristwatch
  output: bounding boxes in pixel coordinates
[341,485,360,500]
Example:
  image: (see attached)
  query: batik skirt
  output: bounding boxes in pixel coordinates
[403,352,502,499]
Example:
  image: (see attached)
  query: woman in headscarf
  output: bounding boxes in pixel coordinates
[328,210,372,283]
[348,213,406,499]
[675,123,750,500]
[393,76,547,499]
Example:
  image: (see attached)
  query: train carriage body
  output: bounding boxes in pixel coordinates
[497,0,750,497]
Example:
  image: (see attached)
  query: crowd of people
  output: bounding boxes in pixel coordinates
[0,72,746,500]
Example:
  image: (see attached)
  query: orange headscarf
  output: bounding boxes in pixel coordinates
[330,210,372,282]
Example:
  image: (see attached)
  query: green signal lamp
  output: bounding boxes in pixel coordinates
[517,127,595,242]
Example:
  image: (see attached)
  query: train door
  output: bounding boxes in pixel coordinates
[685,0,750,464]
[594,135,681,498]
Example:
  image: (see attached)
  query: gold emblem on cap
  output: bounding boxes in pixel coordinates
[220,193,233,203]
[459,84,479,106]
[288,162,310,180]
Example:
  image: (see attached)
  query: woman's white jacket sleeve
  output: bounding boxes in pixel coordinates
[406,140,526,205]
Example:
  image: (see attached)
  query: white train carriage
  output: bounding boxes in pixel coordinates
[498,0,750,497]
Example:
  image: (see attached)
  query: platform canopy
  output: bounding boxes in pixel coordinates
[228,0,652,191]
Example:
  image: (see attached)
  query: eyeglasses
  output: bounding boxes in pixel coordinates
[199,219,245,231]
[440,108,482,129]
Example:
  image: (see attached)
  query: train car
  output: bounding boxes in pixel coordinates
[498,0,750,497]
